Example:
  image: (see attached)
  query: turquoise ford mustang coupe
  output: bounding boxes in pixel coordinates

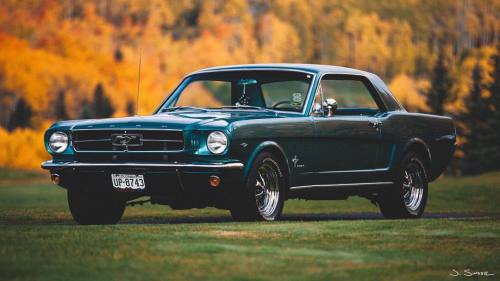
[42,64,456,224]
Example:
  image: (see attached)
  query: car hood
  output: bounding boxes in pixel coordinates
[51,110,283,131]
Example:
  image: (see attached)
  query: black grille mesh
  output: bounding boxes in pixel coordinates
[72,130,183,152]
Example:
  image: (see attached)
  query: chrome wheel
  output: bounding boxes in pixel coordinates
[402,161,425,213]
[230,152,285,222]
[254,159,281,219]
[378,152,428,219]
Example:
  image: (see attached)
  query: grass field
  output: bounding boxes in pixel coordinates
[0,170,499,281]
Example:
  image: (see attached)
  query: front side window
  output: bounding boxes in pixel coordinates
[319,76,380,116]
[261,81,310,110]
[162,71,313,113]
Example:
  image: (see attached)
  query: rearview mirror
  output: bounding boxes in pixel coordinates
[323,98,337,117]
[237,79,257,85]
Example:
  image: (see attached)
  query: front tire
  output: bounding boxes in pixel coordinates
[67,187,125,225]
[378,152,428,219]
[230,152,286,221]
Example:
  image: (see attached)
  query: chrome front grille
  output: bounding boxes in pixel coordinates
[72,129,184,152]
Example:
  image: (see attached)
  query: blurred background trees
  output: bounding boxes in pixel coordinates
[0,0,498,172]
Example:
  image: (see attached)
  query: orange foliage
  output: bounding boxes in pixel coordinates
[176,82,224,108]
[389,74,429,112]
[0,126,49,170]
[0,1,498,170]
[449,46,498,114]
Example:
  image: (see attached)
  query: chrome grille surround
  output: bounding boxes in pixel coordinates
[72,129,184,152]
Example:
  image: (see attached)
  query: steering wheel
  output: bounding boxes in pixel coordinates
[271,100,292,108]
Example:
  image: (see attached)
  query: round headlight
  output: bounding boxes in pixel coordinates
[207,131,228,154]
[49,131,69,153]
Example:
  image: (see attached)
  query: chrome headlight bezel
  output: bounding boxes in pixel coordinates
[48,131,69,153]
[206,131,228,154]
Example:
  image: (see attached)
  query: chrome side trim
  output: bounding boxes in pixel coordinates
[41,160,244,170]
[301,168,389,175]
[290,181,394,190]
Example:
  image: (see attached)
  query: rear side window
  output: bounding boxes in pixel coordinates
[369,74,404,111]
[320,76,380,115]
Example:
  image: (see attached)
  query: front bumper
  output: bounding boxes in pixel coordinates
[41,160,244,208]
[41,160,244,170]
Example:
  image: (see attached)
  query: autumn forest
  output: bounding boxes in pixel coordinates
[0,0,499,173]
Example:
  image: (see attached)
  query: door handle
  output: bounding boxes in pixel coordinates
[368,121,381,128]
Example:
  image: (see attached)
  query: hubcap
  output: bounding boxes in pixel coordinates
[402,161,425,212]
[254,159,281,219]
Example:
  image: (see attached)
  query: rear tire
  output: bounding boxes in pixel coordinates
[230,152,286,221]
[67,187,125,225]
[378,152,428,219]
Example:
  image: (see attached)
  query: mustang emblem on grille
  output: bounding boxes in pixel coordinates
[111,134,142,146]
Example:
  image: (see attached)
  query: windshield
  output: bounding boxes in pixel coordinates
[160,70,314,113]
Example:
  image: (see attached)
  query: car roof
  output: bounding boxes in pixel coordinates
[190,63,404,112]
[192,63,372,76]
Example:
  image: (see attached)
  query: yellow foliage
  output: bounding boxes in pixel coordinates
[389,74,429,112]
[255,14,301,62]
[0,1,498,170]
[176,82,223,108]
[0,127,49,171]
[449,46,497,114]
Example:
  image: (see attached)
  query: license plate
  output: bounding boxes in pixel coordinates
[111,174,145,191]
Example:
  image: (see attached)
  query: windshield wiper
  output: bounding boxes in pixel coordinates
[160,106,208,113]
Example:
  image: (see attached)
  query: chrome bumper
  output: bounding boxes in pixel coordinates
[41,160,244,170]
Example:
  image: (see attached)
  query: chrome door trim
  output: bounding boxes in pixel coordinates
[290,181,394,190]
[301,168,390,175]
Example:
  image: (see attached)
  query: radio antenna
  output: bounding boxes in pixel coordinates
[135,48,142,116]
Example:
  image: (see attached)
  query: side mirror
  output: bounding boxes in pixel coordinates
[323,98,337,117]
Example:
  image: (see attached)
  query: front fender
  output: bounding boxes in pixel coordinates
[242,141,291,185]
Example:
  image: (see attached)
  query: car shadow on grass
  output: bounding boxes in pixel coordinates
[3,212,497,226]
[119,212,499,225]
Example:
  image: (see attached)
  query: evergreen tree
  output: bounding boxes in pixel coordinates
[7,98,32,131]
[54,90,69,120]
[79,100,93,119]
[126,100,135,116]
[460,62,495,174]
[486,46,500,170]
[490,46,500,120]
[92,83,114,118]
[426,47,454,115]
[114,48,123,62]
[0,88,15,128]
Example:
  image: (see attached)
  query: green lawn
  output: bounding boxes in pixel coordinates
[0,170,499,281]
